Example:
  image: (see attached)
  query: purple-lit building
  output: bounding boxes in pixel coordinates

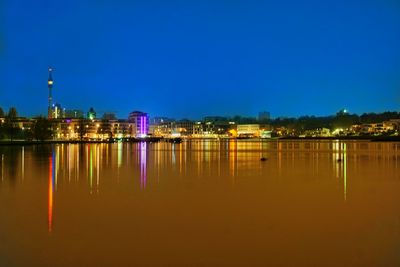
[128,111,149,137]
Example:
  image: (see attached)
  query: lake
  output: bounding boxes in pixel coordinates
[0,140,399,266]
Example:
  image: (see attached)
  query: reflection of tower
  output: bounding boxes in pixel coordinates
[48,67,54,119]
[48,154,53,233]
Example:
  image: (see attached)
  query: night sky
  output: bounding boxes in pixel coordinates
[0,0,399,119]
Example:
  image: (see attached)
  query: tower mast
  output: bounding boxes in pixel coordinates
[48,67,54,119]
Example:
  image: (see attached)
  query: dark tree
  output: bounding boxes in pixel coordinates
[5,107,19,141]
[332,113,359,130]
[77,119,88,141]
[0,107,4,139]
[0,125,3,139]
[32,117,53,141]
[97,119,113,139]
[7,107,17,118]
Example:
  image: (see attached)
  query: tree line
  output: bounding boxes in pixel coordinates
[0,107,53,141]
[268,111,400,132]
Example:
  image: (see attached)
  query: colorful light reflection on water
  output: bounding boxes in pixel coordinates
[0,140,399,266]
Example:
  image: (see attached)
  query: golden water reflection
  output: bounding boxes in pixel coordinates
[0,140,399,266]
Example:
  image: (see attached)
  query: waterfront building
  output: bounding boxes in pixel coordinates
[200,116,228,136]
[15,117,34,132]
[53,119,77,139]
[260,130,272,138]
[149,123,172,137]
[358,122,394,134]
[191,119,235,138]
[52,118,135,140]
[84,120,99,139]
[174,119,194,136]
[148,125,157,136]
[387,119,400,131]
[150,117,174,125]
[128,111,149,137]
[237,124,260,137]
[303,128,331,137]
[91,119,134,139]
[110,120,135,139]
[149,116,176,137]
[193,122,204,137]
[204,121,214,135]
[214,121,234,136]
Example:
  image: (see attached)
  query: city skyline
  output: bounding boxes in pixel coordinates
[1,2,400,266]
[1,0,400,119]
[1,64,398,120]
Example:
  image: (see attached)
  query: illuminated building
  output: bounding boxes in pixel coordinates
[174,119,194,136]
[110,120,135,139]
[149,120,195,137]
[387,119,400,131]
[193,122,204,136]
[51,103,64,119]
[191,120,235,138]
[149,124,171,137]
[357,123,395,134]
[302,128,331,137]
[128,111,149,137]
[47,67,54,119]
[237,124,260,137]
[87,107,96,120]
[149,117,175,136]
[52,118,134,140]
[150,117,174,125]
[12,117,33,133]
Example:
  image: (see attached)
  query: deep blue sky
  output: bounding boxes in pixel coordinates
[1,0,399,119]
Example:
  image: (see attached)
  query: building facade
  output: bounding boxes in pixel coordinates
[128,111,149,137]
[237,124,260,137]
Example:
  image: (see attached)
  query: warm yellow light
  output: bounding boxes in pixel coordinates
[48,80,53,85]
[229,129,238,137]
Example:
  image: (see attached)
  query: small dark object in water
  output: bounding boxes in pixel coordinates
[167,137,182,144]
[260,157,267,161]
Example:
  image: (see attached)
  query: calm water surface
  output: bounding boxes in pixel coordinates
[0,140,400,266]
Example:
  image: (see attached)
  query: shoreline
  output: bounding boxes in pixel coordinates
[0,135,399,146]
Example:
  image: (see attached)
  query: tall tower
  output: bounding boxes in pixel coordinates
[47,67,54,119]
